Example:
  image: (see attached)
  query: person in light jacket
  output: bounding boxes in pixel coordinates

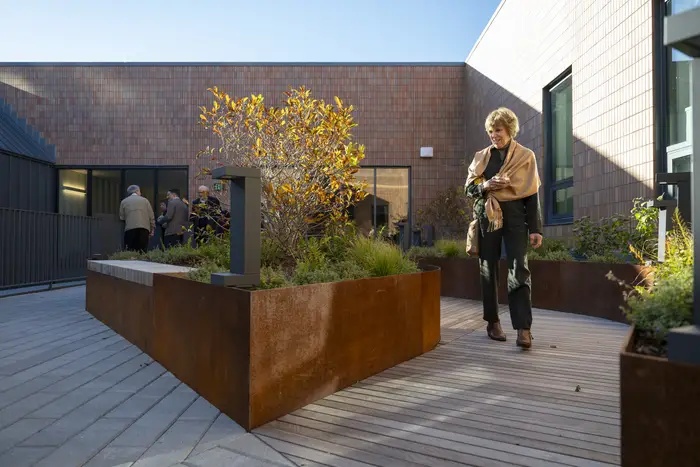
[119,185,155,253]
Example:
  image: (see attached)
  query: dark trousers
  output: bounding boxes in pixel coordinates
[163,234,183,248]
[124,228,149,253]
[479,218,533,330]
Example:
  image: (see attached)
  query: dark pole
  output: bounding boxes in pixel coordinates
[210,166,261,288]
[665,6,700,365]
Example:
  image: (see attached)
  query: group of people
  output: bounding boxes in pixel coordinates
[118,184,227,253]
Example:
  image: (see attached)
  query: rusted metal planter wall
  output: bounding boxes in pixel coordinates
[620,327,700,467]
[418,257,649,322]
[86,266,441,430]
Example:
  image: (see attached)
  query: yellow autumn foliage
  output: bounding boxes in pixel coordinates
[197,86,368,255]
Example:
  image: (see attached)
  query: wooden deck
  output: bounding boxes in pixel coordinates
[255,297,628,467]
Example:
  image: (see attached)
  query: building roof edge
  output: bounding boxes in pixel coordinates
[465,0,508,64]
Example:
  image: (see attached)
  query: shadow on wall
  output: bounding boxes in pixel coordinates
[463,65,654,239]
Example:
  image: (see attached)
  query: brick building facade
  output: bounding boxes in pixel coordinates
[0,0,690,239]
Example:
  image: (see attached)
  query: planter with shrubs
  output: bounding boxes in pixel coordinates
[86,85,441,431]
[412,238,648,322]
[611,214,700,467]
[411,199,658,322]
[89,233,440,431]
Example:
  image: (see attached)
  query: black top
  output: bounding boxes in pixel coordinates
[465,144,543,235]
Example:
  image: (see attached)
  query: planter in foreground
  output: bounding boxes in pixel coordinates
[620,327,700,467]
[417,257,650,322]
[86,260,441,430]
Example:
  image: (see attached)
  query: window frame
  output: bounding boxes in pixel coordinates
[543,67,574,225]
[655,0,694,178]
[353,165,412,235]
[55,165,189,217]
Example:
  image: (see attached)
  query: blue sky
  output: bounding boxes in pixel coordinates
[0,0,501,62]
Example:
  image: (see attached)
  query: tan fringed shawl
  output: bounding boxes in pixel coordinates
[465,140,541,232]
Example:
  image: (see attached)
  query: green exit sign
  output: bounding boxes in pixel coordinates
[213,182,223,191]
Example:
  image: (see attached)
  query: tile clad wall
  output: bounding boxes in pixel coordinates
[465,0,655,238]
[0,65,466,214]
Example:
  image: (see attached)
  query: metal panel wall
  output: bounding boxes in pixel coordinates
[0,152,57,212]
[0,208,123,289]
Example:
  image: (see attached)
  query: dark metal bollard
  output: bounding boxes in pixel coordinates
[657,172,691,224]
[210,166,261,288]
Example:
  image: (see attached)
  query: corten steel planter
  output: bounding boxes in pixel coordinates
[86,261,441,430]
[620,327,700,467]
[417,257,649,322]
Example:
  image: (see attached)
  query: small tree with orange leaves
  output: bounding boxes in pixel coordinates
[197,86,368,256]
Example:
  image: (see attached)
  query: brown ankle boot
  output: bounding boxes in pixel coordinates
[487,322,507,341]
[516,329,532,349]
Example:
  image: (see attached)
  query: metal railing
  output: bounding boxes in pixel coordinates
[0,208,123,290]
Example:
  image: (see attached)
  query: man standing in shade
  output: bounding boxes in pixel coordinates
[119,185,155,253]
[190,185,222,244]
[158,188,189,248]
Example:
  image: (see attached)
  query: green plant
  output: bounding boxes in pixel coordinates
[295,236,328,268]
[260,266,292,289]
[573,197,661,263]
[415,186,472,240]
[261,234,286,268]
[538,250,574,262]
[608,212,694,352]
[110,231,420,289]
[630,196,659,248]
[587,253,626,264]
[435,239,463,258]
[407,246,444,259]
[187,261,226,283]
[108,250,143,261]
[619,264,692,343]
[573,214,633,258]
[656,212,693,281]
[349,235,419,277]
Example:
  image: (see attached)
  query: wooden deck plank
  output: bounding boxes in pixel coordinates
[301,398,618,464]
[256,297,626,466]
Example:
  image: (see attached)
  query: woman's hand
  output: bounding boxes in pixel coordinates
[484,177,509,192]
[529,233,543,249]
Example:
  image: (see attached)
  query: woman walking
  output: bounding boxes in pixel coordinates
[465,107,543,349]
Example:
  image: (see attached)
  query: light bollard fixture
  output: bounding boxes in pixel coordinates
[210,166,261,288]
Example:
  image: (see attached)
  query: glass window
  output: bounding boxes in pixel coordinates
[157,169,189,206]
[554,187,574,217]
[665,0,695,173]
[124,169,156,211]
[375,168,410,236]
[348,167,411,245]
[92,170,122,218]
[551,76,574,182]
[351,168,376,236]
[58,169,88,216]
[545,72,574,223]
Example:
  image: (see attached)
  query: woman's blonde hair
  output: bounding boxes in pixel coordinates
[485,107,519,138]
